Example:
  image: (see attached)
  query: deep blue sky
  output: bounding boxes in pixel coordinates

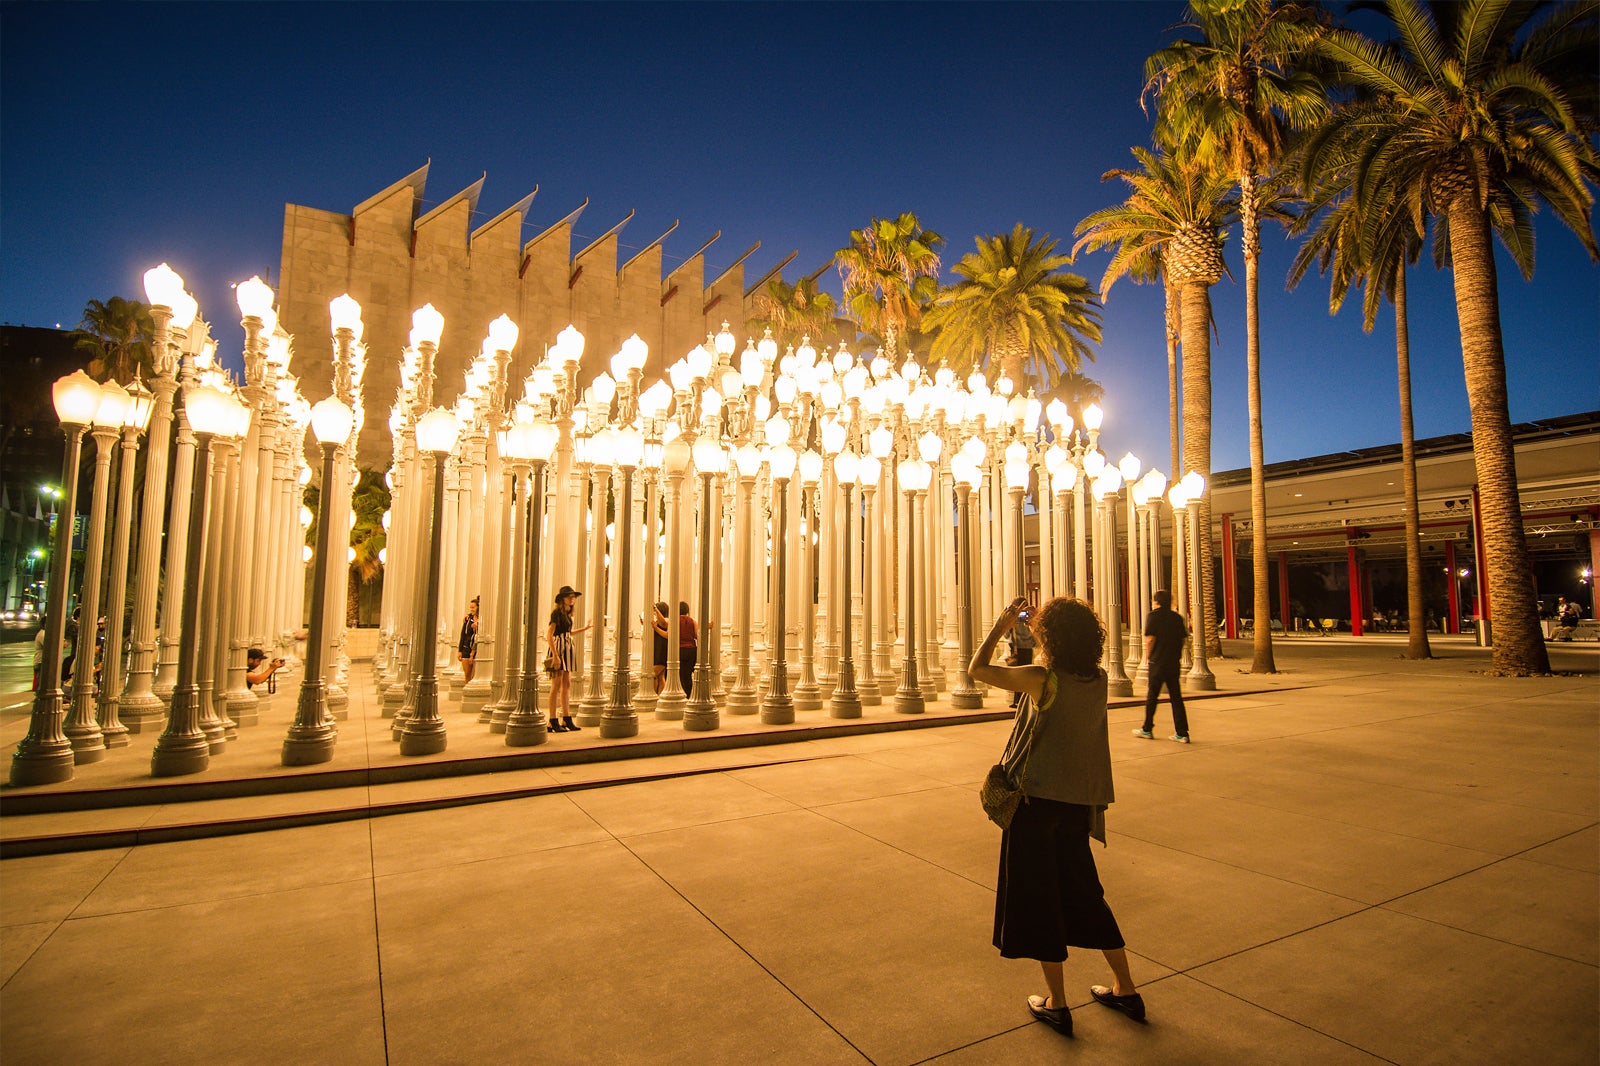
[3,1,1595,474]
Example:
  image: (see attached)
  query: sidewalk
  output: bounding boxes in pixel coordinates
[1,638,1595,1064]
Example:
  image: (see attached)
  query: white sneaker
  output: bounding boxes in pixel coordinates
[1169,734,1190,744]
[1132,728,1153,739]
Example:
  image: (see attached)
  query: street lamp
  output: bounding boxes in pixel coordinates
[63,380,130,761]
[602,423,645,738]
[855,454,883,704]
[685,435,726,730]
[1119,452,1143,678]
[151,383,243,777]
[828,448,862,718]
[96,377,155,746]
[9,371,101,786]
[761,441,797,724]
[507,417,560,746]
[283,396,353,765]
[895,457,930,714]
[950,454,984,708]
[656,436,692,720]
[1181,470,1216,690]
[793,448,824,711]
[1091,467,1133,697]
[398,405,460,756]
[726,442,763,714]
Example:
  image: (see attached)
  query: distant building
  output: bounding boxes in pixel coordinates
[277,163,791,465]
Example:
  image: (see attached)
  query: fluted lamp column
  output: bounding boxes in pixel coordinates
[792,448,824,711]
[827,448,862,718]
[894,457,930,715]
[685,436,727,731]
[9,371,102,786]
[602,424,645,738]
[760,437,796,725]
[507,418,560,746]
[1119,453,1144,678]
[97,378,155,746]
[152,384,246,777]
[399,407,460,756]
[655,437,692,720]
[1181,470,1216,691]
[725,443,763,714]
[64,380,131,761]
[1092,468,1134,698]
[282,397,353,764]
[950,452,985,708]
[855,455,883,704]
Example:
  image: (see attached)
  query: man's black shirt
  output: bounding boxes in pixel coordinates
[1144,606,1188,673]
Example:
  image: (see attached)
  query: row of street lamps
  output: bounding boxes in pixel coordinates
[11,272,1217,787]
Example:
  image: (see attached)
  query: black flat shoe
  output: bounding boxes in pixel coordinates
[1027,995,1073,1037]
[1090,985,1146,1022]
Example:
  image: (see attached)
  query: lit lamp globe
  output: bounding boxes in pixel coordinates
[591,372,617,408]
[1004,456,1030,492]
[733,443,763,480]
[757,331,778,364]
[768,444,797,483]
[1045,398,1070,432]
[1083,449,1106,479]
[411,304,445,348]
[329,294,363,338]
[415,407,460,455]
[799,449,824,486]
[1180,470,1206,499]
[236,276,275,320]
[714,323,736,359]
[685,344,713,382]
[691,436,726,476]
[527,420,559,464]
[184,384,235,437]
[555,324,586,367]
[613,425,645,470]
[310,397,355,447]
[858,455,881,488]
[917,431,942,465]
[1082,403,1104,433]
[765,416,791,448]
[1142,470,1169,500]
[820,417,847,456]
[487,314,519,353]
[1119,452,1142,484]
[664,437,691,476]
[143,263,187,313]
[54,370,102,427]
[833,449,858,486]
[93,381,131,429]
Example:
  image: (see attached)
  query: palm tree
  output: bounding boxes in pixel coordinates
[1050,369,1106,428]
[1305,0,1598,675]
[835,213,943,362]
[1289,174,1434,659]
[348,469,390,626]
[1075,145,1237,652]
[1146,0,1330,672]
[923,224,1103,393]
[73,297,155,385]
[746,271,842,352]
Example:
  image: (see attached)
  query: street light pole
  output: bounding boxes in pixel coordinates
[508,419,559,746]
[9,371,101,786]
[398,406,459,756]
[761,442,796,725]
[685,437,725,731]
[1183,471,1216,691]
[828,450,862,718]
[894,458,928,715]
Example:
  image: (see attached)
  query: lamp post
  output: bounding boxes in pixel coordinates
[487,420,524,732]
[1092,469,1134,697]
[600,424,645,738]
[950,455,984,708]
[1120,453,1144,677]
[398,406,460,756]
[1182,470,1216,690]
[151,383,244,777]
[9,371,101,786]
[685,436,726,730]
[916,430,943,696]
[507,418,560,746]
[97,378,155,745]
[1168,480,1193,672]
[894,457,929,714]
[828,449,863,718]
[283,397,353,764]
[63,381,131,761]
[1004,441,1029,605]
[760,440,797,724]
[655,437,692,720]
[855,455,882,705]
[726,443,762,714]
[793,448,824,711]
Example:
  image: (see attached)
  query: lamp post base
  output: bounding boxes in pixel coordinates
[683,704,719,731]
[827,692,861,719]
[504,718,549,746]
[759,697,794,725]
[654,691,686,720]
[950,686,984,709]
[600,711,639,738]
[9,722,75,786]
[281,732,336,765]
[150,736,211,777]
[724,687,759,714]
[1186,668,1216,691]
[893,686,925,715]
[397,725,448,756]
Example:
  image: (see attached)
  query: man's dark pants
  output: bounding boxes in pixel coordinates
[1142,665,1189,737]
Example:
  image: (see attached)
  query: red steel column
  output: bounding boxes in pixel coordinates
[1221,513,1238,638]
[1589,526,1600,620]
[1445,539,1460,634]
[1278,551,1290,631]
[1471,485,1491,623]
[1347,541,1363,636]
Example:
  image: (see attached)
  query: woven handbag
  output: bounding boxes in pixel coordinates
[980,694,1039,829]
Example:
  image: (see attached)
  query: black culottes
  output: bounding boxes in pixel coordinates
[993,797,1125,962]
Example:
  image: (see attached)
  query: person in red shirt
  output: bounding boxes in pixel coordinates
[676,601,698,697]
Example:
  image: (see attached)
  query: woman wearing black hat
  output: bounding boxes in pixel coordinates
[545,585,589,732]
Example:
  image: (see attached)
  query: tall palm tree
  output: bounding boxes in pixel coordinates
[1146,0,1330,672]
[746,272,842,352]
[1306,0,1598,675]
[1075,145,1237,653]
[73,296,155,385]
[1289,175,1434,658]
[835,212,943,362]
[924,224,1103,392]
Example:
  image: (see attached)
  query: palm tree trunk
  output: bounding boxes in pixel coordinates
[1242,181,1275,672]
[1179,281,1218,655]
[1165,280,1182,478]
[1394,267,1432,659]
[1445,197,1549,675]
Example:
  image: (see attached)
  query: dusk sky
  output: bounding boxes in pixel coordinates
[3,1,1595,475]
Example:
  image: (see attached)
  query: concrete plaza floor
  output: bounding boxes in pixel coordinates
[1,636,1596,1064]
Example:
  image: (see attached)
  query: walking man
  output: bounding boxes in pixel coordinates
[1135,589,1190,744]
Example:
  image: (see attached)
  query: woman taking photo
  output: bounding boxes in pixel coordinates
[970,595,1143,1038]
[545,585,590,733]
